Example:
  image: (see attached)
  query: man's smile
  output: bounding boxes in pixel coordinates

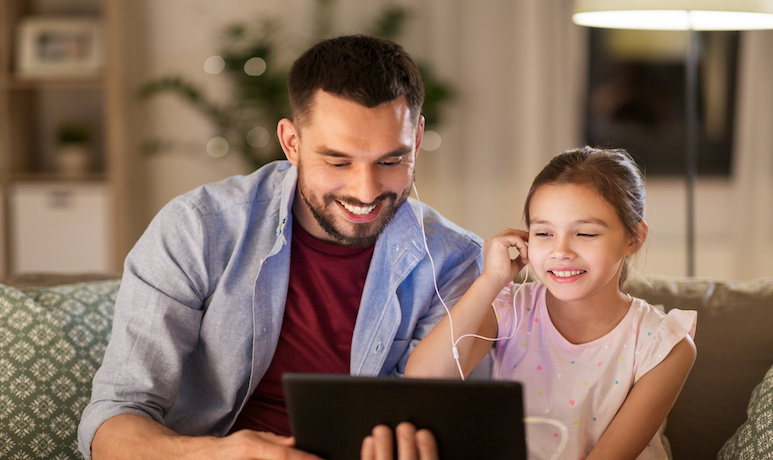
[337,200,383,222]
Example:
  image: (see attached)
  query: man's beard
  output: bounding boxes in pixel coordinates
[297,168,413,247]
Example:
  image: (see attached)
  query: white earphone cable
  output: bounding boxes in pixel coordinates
[413,185,566,459]
[523,416,569,460]
[412,183,526,380]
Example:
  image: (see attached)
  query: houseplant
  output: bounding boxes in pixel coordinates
[55,122,91,177]
[139,1,453,170]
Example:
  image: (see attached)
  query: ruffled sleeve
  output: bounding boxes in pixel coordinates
[635,307,697,382]
[492,281,518,340]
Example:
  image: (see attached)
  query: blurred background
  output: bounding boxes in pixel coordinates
[2,0,772,282]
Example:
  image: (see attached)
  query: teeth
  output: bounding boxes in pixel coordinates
[551,270,585,278]
[341,201,376,216]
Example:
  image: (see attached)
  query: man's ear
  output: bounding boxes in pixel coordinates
[627,220,649,255]
[414,115,425,158]
[277,118,300,166]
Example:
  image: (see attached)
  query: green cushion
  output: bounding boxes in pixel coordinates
[0,281,118,459]
[718,364,773,459]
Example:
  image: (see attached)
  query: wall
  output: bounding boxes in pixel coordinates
[122,0,773,281]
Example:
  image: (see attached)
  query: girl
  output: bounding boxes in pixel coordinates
[406,147,696,460]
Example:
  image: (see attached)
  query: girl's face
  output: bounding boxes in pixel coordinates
[527,183,639,305]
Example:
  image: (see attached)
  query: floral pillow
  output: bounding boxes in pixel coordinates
[718,364,773,459]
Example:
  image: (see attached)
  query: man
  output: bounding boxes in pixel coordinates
[79,34,482,459]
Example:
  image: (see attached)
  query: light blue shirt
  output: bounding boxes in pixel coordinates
[78,161,483,458]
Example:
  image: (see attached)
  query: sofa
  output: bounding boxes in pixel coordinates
[0,275,771,459]
[625,275,773,459]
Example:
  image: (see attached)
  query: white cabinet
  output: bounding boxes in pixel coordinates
[11,182,112,274]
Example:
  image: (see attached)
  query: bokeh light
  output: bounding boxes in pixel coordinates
[203,55,225,74]
[421,130,442,151]
[206,136,229,158]
[244,57,267,76]
[247,126,271,148]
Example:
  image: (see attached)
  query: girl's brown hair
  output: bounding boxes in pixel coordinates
[524,146,646,286]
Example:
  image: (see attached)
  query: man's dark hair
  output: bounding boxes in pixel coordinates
[288,34,425,128]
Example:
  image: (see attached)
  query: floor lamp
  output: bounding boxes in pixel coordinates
[572,0,773,276]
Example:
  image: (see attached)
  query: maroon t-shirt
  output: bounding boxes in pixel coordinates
[230,217,375,436]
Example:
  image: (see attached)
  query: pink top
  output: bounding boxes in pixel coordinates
[491,281,696,460]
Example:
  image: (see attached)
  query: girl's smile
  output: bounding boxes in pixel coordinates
[547,268,587,282]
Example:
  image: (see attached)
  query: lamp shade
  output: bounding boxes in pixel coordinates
[573,0,773,30]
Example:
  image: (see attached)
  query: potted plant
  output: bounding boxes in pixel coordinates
[55,122,91,177]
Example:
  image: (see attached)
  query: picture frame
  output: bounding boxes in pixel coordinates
[584,28,739,177]
[16,17,103,78]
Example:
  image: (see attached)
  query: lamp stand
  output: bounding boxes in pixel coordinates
[685,28,698,277]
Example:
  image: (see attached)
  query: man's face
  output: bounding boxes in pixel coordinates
[280,90,424,246]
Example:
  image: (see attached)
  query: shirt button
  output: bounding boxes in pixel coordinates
[375,342,383,352]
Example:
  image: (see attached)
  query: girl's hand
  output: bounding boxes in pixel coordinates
[481,228,529,288]
[407,228,527,380]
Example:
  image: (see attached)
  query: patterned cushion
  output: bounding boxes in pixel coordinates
[718,364,773,459]
[0,281,118,459]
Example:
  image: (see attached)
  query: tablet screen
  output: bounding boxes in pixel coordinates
[283,373,527,460]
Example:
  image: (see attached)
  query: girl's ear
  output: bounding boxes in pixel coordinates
[627,220,649,255]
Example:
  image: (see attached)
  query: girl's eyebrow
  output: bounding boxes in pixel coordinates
[529,219,609,227]
[576,219,610,227]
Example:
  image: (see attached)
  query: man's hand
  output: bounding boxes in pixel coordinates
[184,430,323,460]
[94,414,436,460]
[92,414,322,460]
[360,422,438,460]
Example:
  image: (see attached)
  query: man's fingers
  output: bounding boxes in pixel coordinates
[361,435,375,460]
[250,430,296,446]
[362,423,439,460]
[415,429,438,460]
[212,429,322,459]
[371,425,394,460]
[395,422,419,460]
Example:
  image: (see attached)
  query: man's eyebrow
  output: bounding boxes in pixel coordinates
[317,146,414,160]
[377,146,413,160]
[317,149,349,158]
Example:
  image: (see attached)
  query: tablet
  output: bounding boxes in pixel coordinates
[283,373,527,460]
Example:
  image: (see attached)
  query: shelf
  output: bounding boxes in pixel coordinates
[9,172,108,183]
[0,0,127,279]
[2,74,104,90]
